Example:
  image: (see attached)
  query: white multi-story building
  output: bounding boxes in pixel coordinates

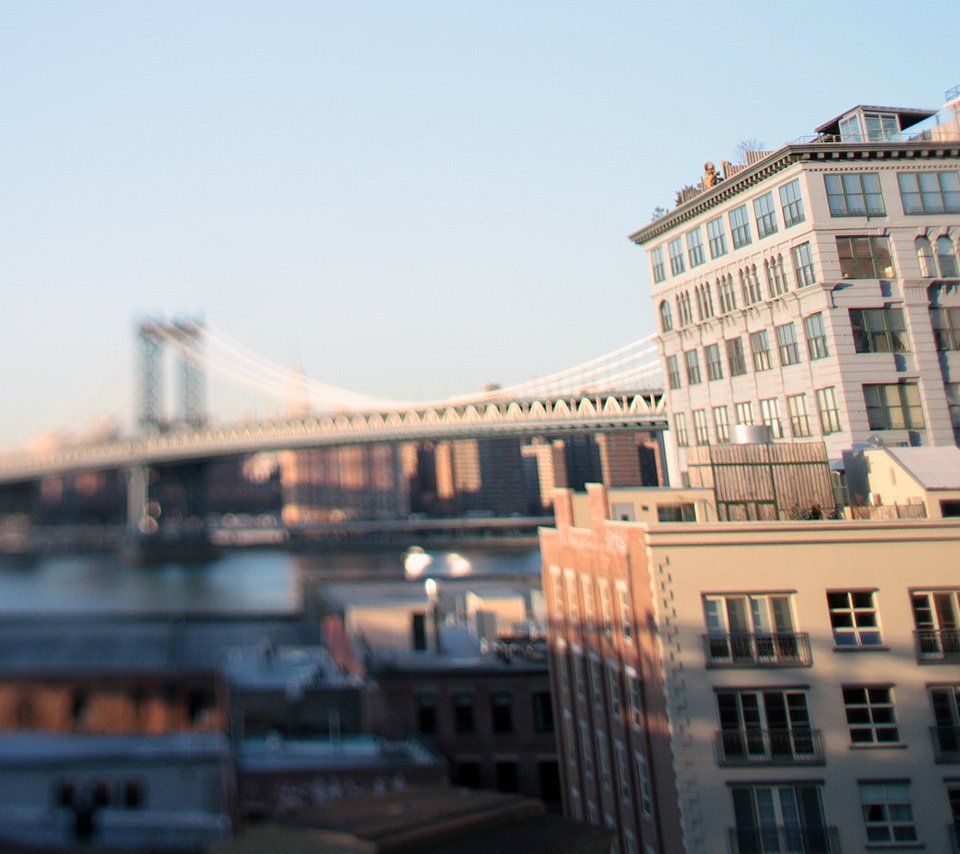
[630,87,960,479]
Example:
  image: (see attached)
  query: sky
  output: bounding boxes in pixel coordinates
[0,1,957,447]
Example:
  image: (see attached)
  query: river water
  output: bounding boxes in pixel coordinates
[0,545,542,615]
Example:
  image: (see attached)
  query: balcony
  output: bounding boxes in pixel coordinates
[914,628,960,663]
[716,728,824,766]
[931,726,960,762]
[728,825,840,853]
[703,632,812,668]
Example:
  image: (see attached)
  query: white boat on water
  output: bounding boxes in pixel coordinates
[403,546,433,578]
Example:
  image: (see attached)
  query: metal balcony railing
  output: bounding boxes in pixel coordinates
[931,726,960,762]
[728,825,840,853]
[914,628,960,663]
[716,728,824,766]
[703,632,812,668]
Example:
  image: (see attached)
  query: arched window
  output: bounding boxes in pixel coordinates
[702,284,714,318]
[937,236,959,278]
[916,236,935,277]
[659,300,673,331]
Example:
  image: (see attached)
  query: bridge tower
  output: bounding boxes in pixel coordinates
[137,318,206,432]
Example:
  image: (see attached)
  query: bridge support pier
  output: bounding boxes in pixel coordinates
[126,465,151,535]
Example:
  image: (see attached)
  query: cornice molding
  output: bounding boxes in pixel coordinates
[629,141,960,247]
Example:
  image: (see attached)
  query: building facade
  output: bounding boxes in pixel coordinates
[631,90,960,478]
[542,484,960,853]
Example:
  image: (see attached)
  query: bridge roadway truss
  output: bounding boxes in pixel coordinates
[0,389,666,486]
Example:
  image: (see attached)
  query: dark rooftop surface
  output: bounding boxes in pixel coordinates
[0,614,322,676]
[212,785,614,853]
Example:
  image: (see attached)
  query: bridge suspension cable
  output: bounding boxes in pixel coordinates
[155,323,662,417]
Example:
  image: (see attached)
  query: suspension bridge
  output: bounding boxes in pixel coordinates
[0,321,665,485]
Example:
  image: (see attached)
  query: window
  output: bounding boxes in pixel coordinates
[741,265,762,304]
[495,761,519,793]
[734,401,753,426]
[713,405,730,443]
[453,694,475,733]
[803,313,829,360]
[624,666,642,729]
[702,593,805,667]
[684,349,702,385]
[765,255,788,297]
[729,205,752,249]
[949,384,960,442]
[666,355,681,390]
[686,227,705,267]
[910,590,960,661]
[674,413,688,447]
[753,192,778,238]
[815,387,842,434]
[668,236,685,276]
[589,654,603,715]
[726,338,747,376]
[843,686,899,744]
[616,581,634,643]
[123,781,143,809]
[929,685,960,760]
[937,236,960,277]
[760,397,783,438]
[916,236,936,276]
[707,216,727,258]
[787,394,811,437]
[657,503,696,522]
[595,730,611,790]
[71,692,89,726]
[917,234,960,277]
[597,578,613,637]
[750,330,771,372]
[864,382,924,430]
[898,170,960,214]
[859,782,917,844]
[827,591,883,648]
[824,172,885,216]
[705,343,723,381]
[580,574,595,629]
[676,291,693,325]
[693,409,710,445]
[634,750,653,818]
[416,694,438,734]
[718,274,737,312]
[730,784,828,853]
[658,300,673,332]
[650,246,665,283]
[792,242,816,287]
[837,236,894,278]
[564,568,579,626]
[695,282,714,319]
[850,308,909,353]
[491,692,513,734]
[775,323,800,366]
[605,663,621,722]
[716,689,818,764]
[779,178,805,227]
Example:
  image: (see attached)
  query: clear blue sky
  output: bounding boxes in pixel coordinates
[1,1,956,446]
